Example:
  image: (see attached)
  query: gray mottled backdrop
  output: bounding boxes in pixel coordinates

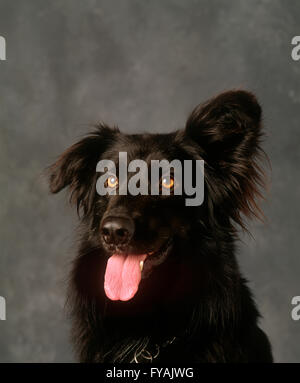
[0,0,299,362]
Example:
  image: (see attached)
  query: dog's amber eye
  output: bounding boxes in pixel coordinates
[106,175,119,188]
[161,176,174,189]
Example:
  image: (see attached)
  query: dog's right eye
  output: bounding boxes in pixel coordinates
[105,175,119,188]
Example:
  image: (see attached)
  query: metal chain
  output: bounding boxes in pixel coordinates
[132,336,177,363]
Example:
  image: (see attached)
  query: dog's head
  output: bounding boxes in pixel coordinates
[48,90,266,302]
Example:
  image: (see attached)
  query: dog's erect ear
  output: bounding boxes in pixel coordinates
[47,124,118,216]
[185,90,267,228]
[185,90,262,164]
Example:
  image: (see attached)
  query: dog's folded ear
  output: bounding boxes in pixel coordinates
[47,124,117,216]
[185,90,268,228]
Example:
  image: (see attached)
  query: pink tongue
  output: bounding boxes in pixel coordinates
[104,253,147,301]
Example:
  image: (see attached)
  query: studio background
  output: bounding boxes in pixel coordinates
[0,0,299,362]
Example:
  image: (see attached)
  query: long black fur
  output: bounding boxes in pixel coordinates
[47,90,273,362]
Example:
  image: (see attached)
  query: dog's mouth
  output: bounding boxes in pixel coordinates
[104,238,172,302]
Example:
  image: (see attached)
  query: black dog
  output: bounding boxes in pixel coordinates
[48,90,273,362]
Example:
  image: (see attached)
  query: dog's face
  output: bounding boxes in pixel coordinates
[48,90,265,302]
[97,133,191,253]
[95,134,196,300]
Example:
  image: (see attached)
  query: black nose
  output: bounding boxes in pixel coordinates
[101,217,134,247]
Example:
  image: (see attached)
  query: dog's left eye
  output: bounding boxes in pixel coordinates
[161,176,174,189]
[105,175,119,188]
